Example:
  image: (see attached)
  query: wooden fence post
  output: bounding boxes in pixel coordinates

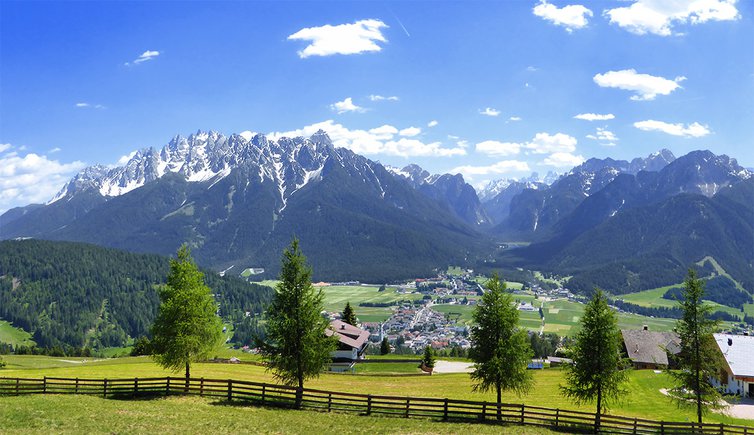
[328,393,332,412]
[405,398,410,418]
[75,378,80,394]
[660,421,665,435]
[719,422,724,435]
[103,379,108,398]
[481,402,487,421]
[15,378,19,395]
[227,379,233,402]
[443,398,449,421]
[133,378,138,398]
[555,409,559,429]
[520,403,525,424]
[367,395,372,415]
[633,417,637,434]
[43,376,47,394]
[261,384,266,403]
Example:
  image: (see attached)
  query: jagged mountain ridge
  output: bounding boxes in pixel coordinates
[1,131,488,281]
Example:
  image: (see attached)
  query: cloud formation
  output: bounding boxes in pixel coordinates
[0,145,86,213]
[633,120,710,137]
[508,116,522,122]
[450,160,531,180]
[330,97,366,114]
[399,127,421,137]
[586,127,619,146]
[368,95,399,102]
[593,69,685,101]
[75,102,105,109]
[574,113,615,121]
[475,141,521,157]
[604,0,739,36]
[288,19,388,58]
[427,120,439,128]
[125,50,160,66]
[533,0,593,32]
[268,120,465,158]
[479,107,501,117]
[543,152,585,167]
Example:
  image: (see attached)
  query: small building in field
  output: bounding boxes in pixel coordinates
[712,333,754,397]
[326,320,370,372]
[621,327,680,369]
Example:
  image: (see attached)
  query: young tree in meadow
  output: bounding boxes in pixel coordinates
[341,302,357,326]
[151,245,223,385]
[668,269,723,424]
[420,345,436,372]
[259,238,337,408]
[469,273,533,419]
[561,289,628,432]
[380,337,391,355]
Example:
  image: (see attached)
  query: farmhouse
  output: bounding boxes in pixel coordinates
[621,327,680,369]
[325,320,370,372]
[712,333,754,397]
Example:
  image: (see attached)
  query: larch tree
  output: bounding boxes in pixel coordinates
[341,302,357,326]
[561,288,629,432]
[668,269,723,424]
[259,238,337,408]
[468,273,534,419]
[380,337,391,355]
[151,245,223,386]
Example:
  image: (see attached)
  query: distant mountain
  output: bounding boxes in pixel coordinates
[386,164,490,226]
[1,131,488,282]
[509,151,753,294]
[481,180,544,225]
[490,150,676,238]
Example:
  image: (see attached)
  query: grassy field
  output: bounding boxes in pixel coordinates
[617,286,748,322]
[0,320,35,347]
[0,394,556,434]
[0,355,751,426]
[321,285,424,323]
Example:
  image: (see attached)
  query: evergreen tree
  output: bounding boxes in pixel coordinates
[421,345,436,370]
[259,239,337,408]
[668,269,723,423]
[151,245,223,386]
[380,337,391,355]
[342,302,357,326]
[561,289,629,431]
[468,273,533,419]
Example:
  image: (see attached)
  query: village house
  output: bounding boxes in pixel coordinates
[712,333,754,397]
[326,320,370,372]
[621,327,680,369]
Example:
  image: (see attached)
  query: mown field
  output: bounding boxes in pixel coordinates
[320,285,423,322]
[1,355,751,427]
[0,320,34,347]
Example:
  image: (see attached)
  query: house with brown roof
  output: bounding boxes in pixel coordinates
[325,320,370,372]
[621,326,680,369]
[711,333,754,397]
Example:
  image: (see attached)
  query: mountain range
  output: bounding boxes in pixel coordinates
[1,130,751,294]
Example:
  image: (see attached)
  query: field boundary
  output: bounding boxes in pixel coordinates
[1,376,751,434]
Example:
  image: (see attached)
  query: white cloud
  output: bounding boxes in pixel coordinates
[593,69,685,101]
[427,120,439,128]
[533,0,593,32]
[0,149,86,213]
[0,143,11,153]
[330,97,366,114]
[479,107,501,117]
[525,132,578,154]
[48,147,62,154]
[268,120,465,158]
[450,160,530,180]
[117,151,138,166]
[368,94,399,102]
[475,140,521,157]
[75,102,105,109]
[574,113,615,121]
[288,19,388,58]
[125,50,160,66]
[508,116,522,122]
[399,127,421,137]
[543,152,585,167]
[586,127,619,145]
[633,120,710,137]
[604,0,740,36]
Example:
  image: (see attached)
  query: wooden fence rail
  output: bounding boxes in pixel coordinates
[1,376,751,434]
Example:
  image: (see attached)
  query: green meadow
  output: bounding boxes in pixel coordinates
[0,320,35,347]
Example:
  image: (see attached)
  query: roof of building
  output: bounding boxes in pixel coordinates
[621,329,680,366]
[714,333,754,378]
[326,320,370,350]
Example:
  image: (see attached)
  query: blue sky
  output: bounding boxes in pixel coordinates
[1,0,752,212]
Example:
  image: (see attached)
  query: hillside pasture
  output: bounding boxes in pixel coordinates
[321,285,423,322]
[0,320,35,347]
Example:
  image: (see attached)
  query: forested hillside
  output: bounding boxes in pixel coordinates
[0,240,273,349]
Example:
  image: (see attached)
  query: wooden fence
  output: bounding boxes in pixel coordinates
[1,376,751,434]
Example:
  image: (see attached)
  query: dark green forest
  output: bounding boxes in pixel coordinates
[0,240,273,349]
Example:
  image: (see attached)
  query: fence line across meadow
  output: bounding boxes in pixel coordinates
[0,376,751,434]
